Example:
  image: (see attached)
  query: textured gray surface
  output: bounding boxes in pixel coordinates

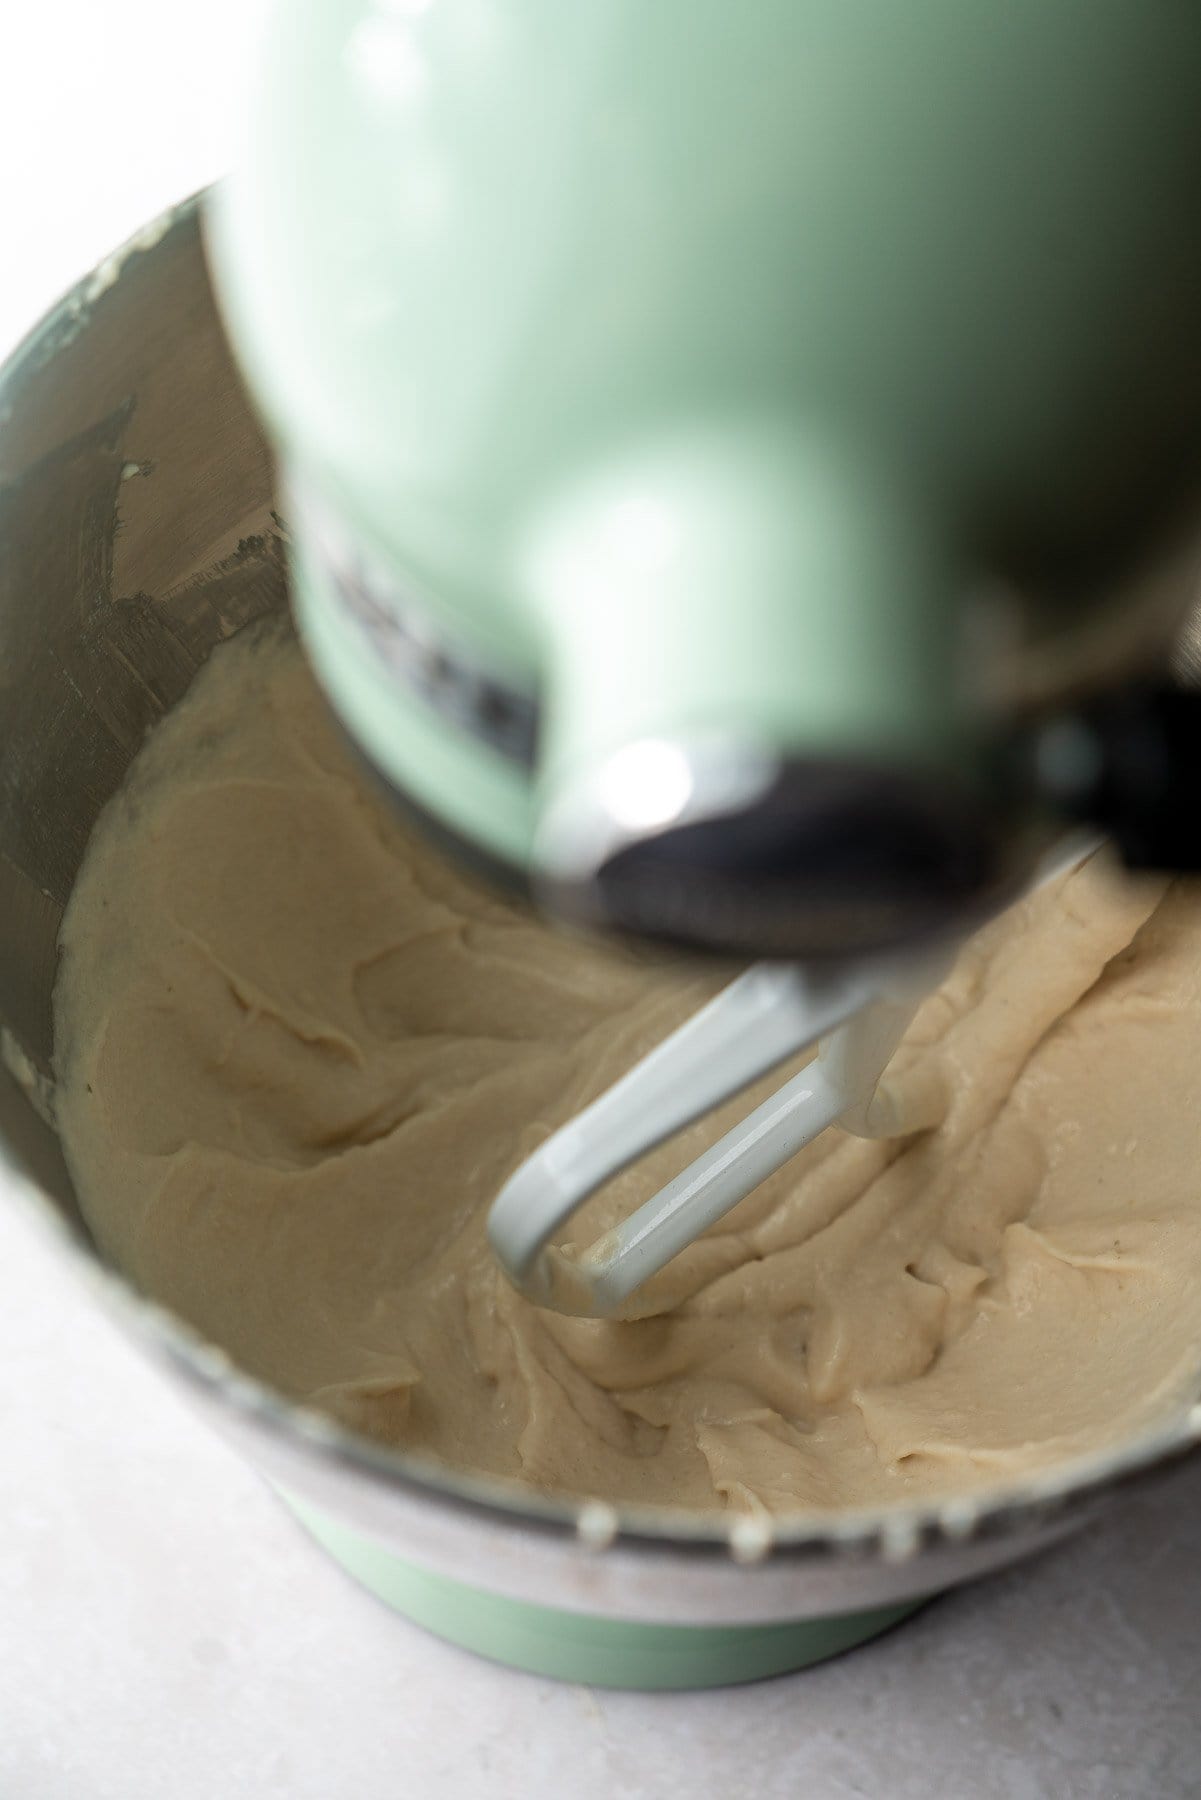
[1,1190,1198,1800]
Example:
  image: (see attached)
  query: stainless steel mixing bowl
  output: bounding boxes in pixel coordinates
[2,197,1198,1687]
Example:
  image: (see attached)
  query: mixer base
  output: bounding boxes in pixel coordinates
[281,1493,929,1688]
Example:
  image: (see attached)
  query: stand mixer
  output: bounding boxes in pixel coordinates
[209,0,1201,1316]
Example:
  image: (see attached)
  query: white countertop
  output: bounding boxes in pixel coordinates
[2,8,1200,1797]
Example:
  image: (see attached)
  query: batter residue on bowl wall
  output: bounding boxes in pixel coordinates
[52,626,1201,1515]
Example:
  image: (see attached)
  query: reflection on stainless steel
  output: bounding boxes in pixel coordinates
[0,197,1198,1630]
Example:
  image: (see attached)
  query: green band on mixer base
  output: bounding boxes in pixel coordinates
[280,1490,929,1688]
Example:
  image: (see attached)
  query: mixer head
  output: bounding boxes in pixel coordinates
[210,0,1201,964]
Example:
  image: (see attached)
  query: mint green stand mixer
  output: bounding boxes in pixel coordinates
[207,0,1201,1680]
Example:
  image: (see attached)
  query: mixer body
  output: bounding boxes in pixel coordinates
[212,0,1201,958]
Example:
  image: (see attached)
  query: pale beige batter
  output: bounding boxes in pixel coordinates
[52,626,1201,1515]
